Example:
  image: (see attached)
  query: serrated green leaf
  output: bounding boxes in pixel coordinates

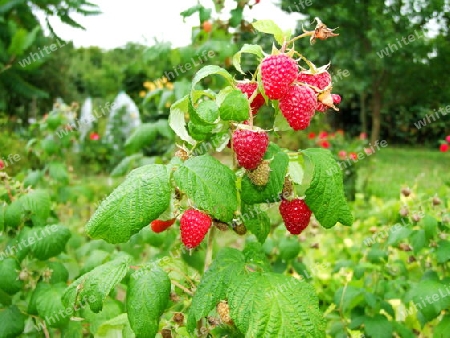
[86,164,171,243]
[288,160,304,185]
[422,215,438,241]
[28,283,52,315]
[125,120,173,153]
[273,110,292,131]
[241,143,289,205]
[233,44,264,74]
[219,89,250,121]
[240,204,271,243]
[110,154,144,177]
[174,155,238,222]
[4,199,23,228]
[7,28,28,56]
[36,283,69,327]
[436,240,450,264]
[434,314,450,338]
[191,65,233,101]
[47,261,69,284]
[364,314,393,338]
[334,286,365,312]
[30,225,71,260]
[194,100,219,124]
[188,120,214,141]
[62,321,84,338]
[409,230,426,254]
[95,313,135,338]
[0,258,23,295]
[169,95,196,145]
[228,272,325,337]
[303,148,353,228]
[62,255,131,313]
[408,280,450,322]
[21,189,51,227]
[229,7,243,27]
[0,306,26,338]
[127,266,171,337]
[187,248,246,332]
[252,20,286,45]
[48,162,69,182]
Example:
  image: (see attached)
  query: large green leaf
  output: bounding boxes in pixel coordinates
[434,314,450,338]
[169,95,196,145]
[218,89,250,121]
[30,225,71,260]
[0,258,23,295]
[240,143,289,205]
[0,204,4,232]
[86,164,171,243]
[408,280,450,322]
[125,120,173,153]
[35,283,69,327]
[302,148,353,228]
[0,306,26,338]
[364,314,393,338]
[4,189,51,228]
[62,255,131,313]
[233,44,264,74]
[127,265,171,337]
[240,204,271,244]
[252,20,287,45]
[174,155,238,222]
[190,66,234,100]
[228,272,325,337]
[187,248,246,332]
[436,240,450,264]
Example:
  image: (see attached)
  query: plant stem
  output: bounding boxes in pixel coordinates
[172,280,194,296]
[204,226,216,272]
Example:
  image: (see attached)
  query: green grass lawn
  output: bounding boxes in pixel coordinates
[358,147,450,199]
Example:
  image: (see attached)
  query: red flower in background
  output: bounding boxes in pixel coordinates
[446,135,450,143]
[308,132,316,139]
[319,131,328,139]
[440,143,449,152]
[338,150,347,159]
[349,152,358,160]
[0,160,4,170]
[319,140,330,149]
[359,132,367,140]
[90,132,100,141]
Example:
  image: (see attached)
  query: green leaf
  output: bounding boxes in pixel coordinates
[62,255,131,313]
[233,44,264,74]
[127,265,171,337]
[193,100,219,124]
[62,321,83,338]
[218,89,250,121]
[240,204,271,243]
[422,215,438,241]
[409,230,426,254]
[47,261,69,284]
[7,28,28,56]
[229,7,243,27]
[241,143,289,205]
[86,164,171,243]
[0,205,4,232]
[0,258,23,295]
[28,283,52,315]
[174,155,238,222]
[125,120,173,153]
[408,280,450,322]
[334,286,365,312]
[279,237,301,260]
[228,272,325,337]
[30,225,71,260]
[180,4,202,18]
[434,314,450,338]
[187,248,246,332]
[303,148,353,228]
[36,283,69,327]
[169,95,196,145]
[110,154,144,177]
[0,306,26,338]
[4,199,23,228]
[95,313,135,338]
[21,189,51,227]
[191,65,234,100]
[436,240,450,264]
[273,110,292,131]
[252,20,286,45]
[364,314,393,338]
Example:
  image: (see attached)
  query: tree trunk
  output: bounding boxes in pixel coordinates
[370,85,382,144]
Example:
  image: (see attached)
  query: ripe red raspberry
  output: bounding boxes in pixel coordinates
[279,85,317,131]
[180,209,212,249]
[261,54,298,99]
[332,94,341,104]
[279,198,312,235]
[297,71,331,90]
[232,128,269,170]
[150,219,176,233]
[236,81,265,116]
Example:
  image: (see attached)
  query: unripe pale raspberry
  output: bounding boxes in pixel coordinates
[261,54,298,99]
[236,81,265,116]
[279,85,317,131]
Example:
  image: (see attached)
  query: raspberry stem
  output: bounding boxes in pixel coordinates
[203,225,216,271]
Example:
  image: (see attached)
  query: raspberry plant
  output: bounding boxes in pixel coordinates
[69,19,353,337]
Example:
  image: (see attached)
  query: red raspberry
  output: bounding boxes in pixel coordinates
[232,128,269,170]
[297,71,331,90]
[150,219,176,233]
[279,85,317,131]
[180,209,212,249]
[236,81,265,116]
[332,94,341,104]
[279,198,312,235]
[261,54,298,99]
